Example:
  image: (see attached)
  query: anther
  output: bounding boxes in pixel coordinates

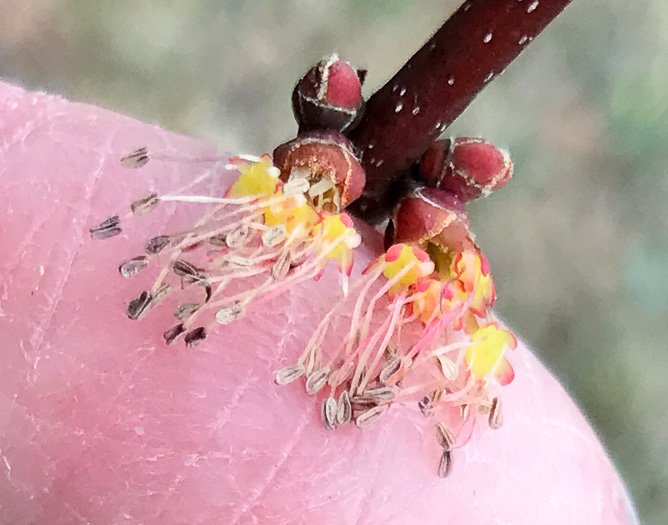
[225,224,250,248]
[305,367,330,395]
[355,405,388,428]
[89,215,122,240]
[126,290,153,320]
[336,390,352,425]
[174,302,201,320]
[184,327,207,347]
[215,302,245,325]
[262,225,286,247]
[130,193,160,216]
[489,397,504,429]
[438,450,453,478]
[275,364,306,385]
[322,397,339,431]
[121,147,150,168]
[172,259,205,281]
[271,251,292,281]
[163,323,186,345]
[145,235,171,255]
[434,422,457,451]
[119,256,149,279]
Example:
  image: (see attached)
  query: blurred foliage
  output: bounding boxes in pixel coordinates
[1,0,666,522]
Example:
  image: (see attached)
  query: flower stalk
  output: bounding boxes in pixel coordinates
[349,0,573,205]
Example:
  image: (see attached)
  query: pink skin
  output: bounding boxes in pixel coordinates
[0,81,636,524]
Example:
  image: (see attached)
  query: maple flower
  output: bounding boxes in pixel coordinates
[91,150,363,347]
[273,232,518,481]
[93,147,519,479]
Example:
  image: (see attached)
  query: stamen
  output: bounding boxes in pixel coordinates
[171,259,205,281]
[364,386,396,403]
[119,256,149,278]
[350,395,378,411]
[145,235,171,255]
[489,397,503,429]
[121,147,150,168]
[305,367,330,395]
[336,391,352,425]
[355,405,388,428]
[322,397,338,430]
[184,327,207,347]
[215,303,245,325]
[90,215,122,240]
[271,251,292,280]
[435,422,457,451]
[130,193,160,216]
[275,364,306,385]
[126,291,152,320]
[174,302,201,320]
[262,225,286,247]
[163,323,186,345]
[438,450,453,478]
[224,224,251,248]
[379,356,402,384]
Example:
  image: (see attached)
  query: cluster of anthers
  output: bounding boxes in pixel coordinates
[89,55,519,478]
[90,147,362,346]
[275,235,516,480]
[90,147,515,478]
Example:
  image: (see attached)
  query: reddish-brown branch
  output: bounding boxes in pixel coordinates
[349,0,573,199]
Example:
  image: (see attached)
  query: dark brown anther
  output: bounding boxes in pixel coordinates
[418,395,433,417]
[89,215,122,240]
[419,138,513,201]
[119,256,149,279]
[350,395,378,411]
[121,147,150,168]
[392,186,475,253]
[489,397,504,429]
[202,283,213,303]
[207,233,227,247]
[145,235,171,255]
[163,323,186,345]
[184,327,207,347]
[438,450,453,479]
[130,192,160,216]
[171,259,204,281]
[292,54,365,133]
[273,130,366,211]
[126,290,152,320]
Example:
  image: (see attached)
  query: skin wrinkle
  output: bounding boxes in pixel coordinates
[208,300,294,440]
[1,213,51,313]
[349,423,389,525]
[27,153,105,379]
[0,82,635,524]
[230,403,315,525]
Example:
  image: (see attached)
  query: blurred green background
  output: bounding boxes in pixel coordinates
[1,0,665,522]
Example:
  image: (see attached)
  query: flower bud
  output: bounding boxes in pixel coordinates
[392,186,475,253]
[273,130,366,211]
[419,137,513,202]
[292,54,366,133]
